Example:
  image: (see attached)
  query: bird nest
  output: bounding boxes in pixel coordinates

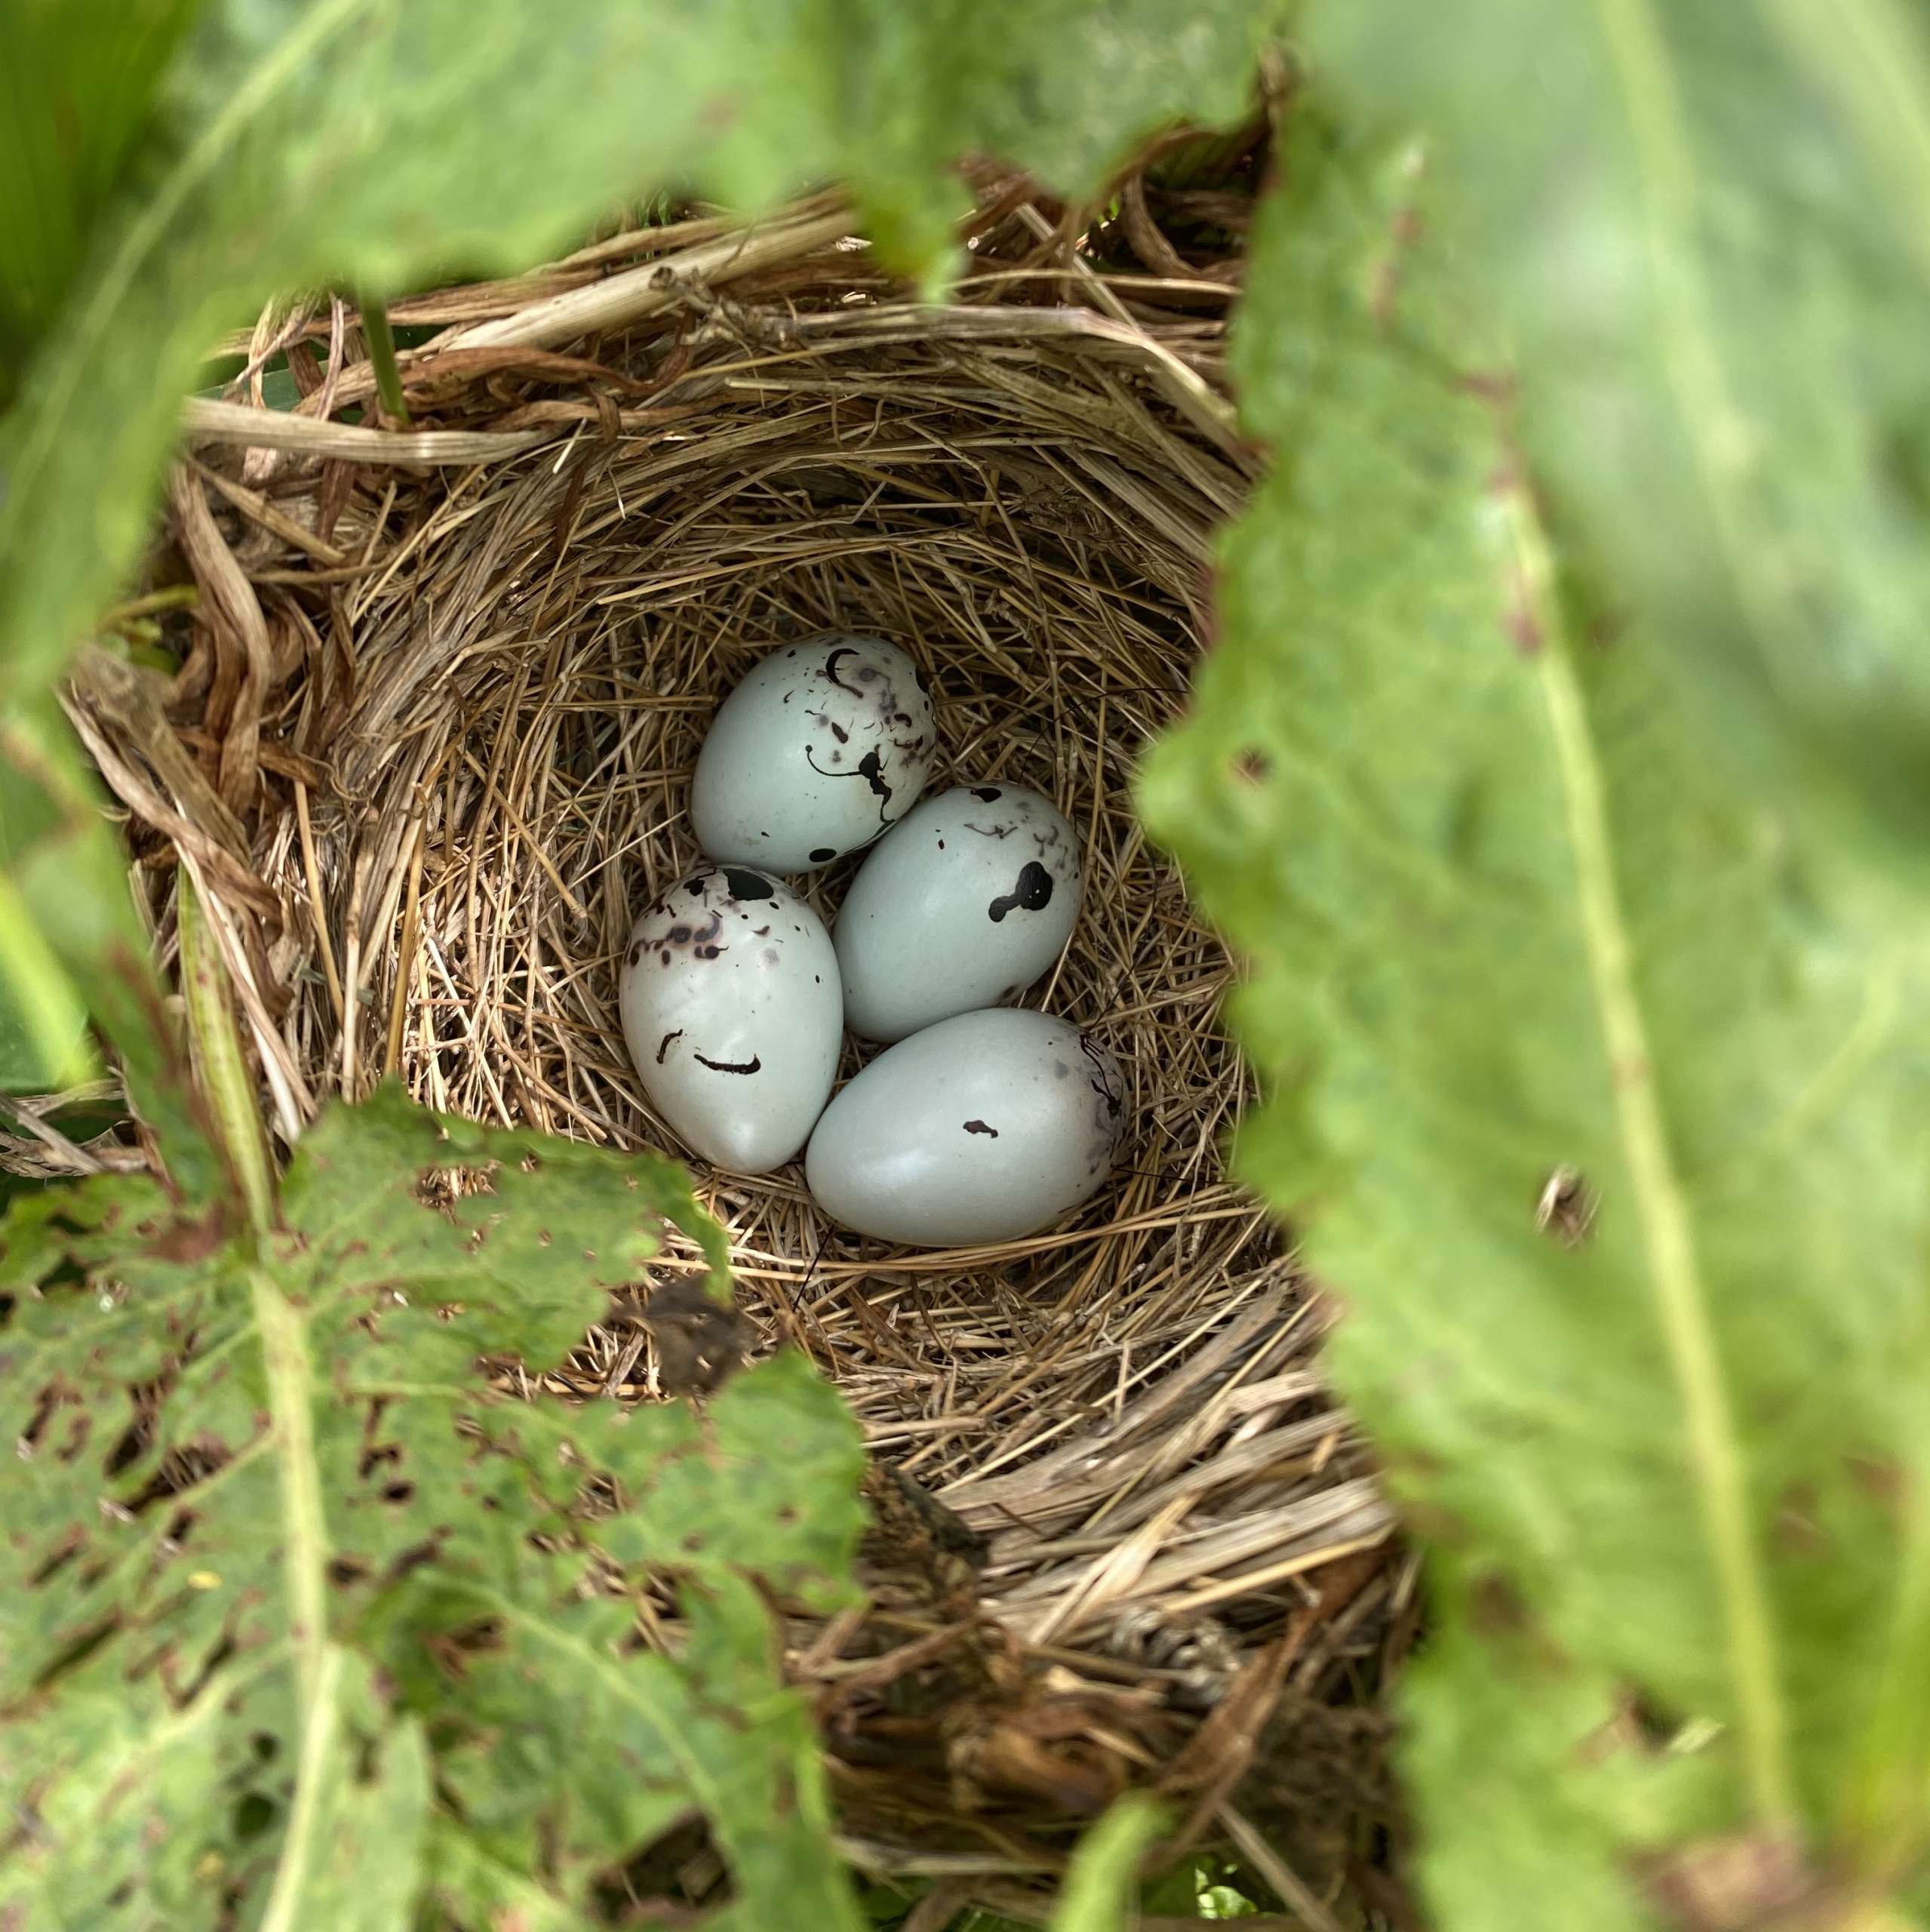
[57,139,1406,1923]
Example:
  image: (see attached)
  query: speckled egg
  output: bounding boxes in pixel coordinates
[834,783,1083,1041]
[804,1009,1123,1247]
[619,865,841,1174]
[690,633,938,872]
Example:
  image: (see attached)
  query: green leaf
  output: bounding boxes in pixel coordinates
[0,864,91,1094]
[1142,105,1930,1930]
[0,0,206,402]
[0,0,1270,709]
[1048,1796,1165,1932]
[1298,0,1930,875]
[0,696,217,1189]
[0,1087,865,1930]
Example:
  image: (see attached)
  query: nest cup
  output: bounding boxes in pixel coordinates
[69,156,1403,1912]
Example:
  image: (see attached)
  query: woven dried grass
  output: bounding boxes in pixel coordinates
[57,135,1407,1921]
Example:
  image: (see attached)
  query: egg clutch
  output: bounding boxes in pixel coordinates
[617,632,1124,1248]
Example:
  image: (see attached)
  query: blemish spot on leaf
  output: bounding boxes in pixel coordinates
[1640,1831,1819,1932]
[1534,1166,1597,1246]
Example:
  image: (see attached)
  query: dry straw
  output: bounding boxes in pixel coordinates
[54,127,1408,1919]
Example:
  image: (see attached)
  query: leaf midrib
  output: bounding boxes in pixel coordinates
[1589,0,1813,740]
[1504,478,1794,1823]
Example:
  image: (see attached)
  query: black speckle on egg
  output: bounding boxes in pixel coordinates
[668,925,691,943]
[694,1051,762,1075]
[722,867,775,900]
[684,878,705,897]
[810,847,837,863]
[628,943,642,967]
[936,838,945,850]
[971,786,1002,801]
[987,862,1053,924]
[963,1119,1000,1138]
[659,949,671,966]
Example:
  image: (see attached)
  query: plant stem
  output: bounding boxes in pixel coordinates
[250,1266,328,1715]
[102,583,201,628]
[358,288,410,426]
[177,872,276,1241]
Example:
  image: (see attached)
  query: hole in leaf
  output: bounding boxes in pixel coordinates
[30,1619,119,1690]
[175,1632,236,1705]
[232,1791,278,1841]
[383,1536,446,1586]
[381,1481,416,1506]
[20,1385,60,1454]
[125,1439,232,1515]
[103,1418,149,1478]
[594,1816,735,1922]
[29,1534,85,1588]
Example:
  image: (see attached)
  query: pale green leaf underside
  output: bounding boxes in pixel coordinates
[0,1088,866,1930]
[1142,106,1930,1930]
[1299,0,1930,878]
